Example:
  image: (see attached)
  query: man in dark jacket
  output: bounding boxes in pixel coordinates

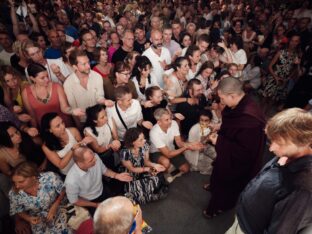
[226,108,312,234]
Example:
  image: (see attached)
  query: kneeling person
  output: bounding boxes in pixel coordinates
[149,108,203,182]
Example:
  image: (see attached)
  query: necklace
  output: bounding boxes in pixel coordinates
[34,86,51,104]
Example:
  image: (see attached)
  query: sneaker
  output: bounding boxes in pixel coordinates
[164,173,174,183]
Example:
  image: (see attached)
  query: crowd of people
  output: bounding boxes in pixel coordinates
[0,0,311,233]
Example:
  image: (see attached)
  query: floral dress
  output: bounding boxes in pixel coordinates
[120,144,168,204]
[261,49,298,101]
[9,172,70,234]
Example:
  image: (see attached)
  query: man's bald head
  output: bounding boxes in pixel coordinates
[94,196,134,234]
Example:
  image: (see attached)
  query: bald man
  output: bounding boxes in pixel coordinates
[94,196,143,234]
[142,30,171,88]
[65,146,132,216]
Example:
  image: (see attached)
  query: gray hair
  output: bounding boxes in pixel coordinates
[154,108,170,121]
[94,196,134,234]
[217,77,244,95]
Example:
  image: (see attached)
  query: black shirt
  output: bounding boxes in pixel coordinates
[111,47,129,64]
[176,94,208,136]
[237,155,312,234]
[134,39,150,54]
[142,99,167,125]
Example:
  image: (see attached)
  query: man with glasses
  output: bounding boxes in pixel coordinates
[112,30,135,64]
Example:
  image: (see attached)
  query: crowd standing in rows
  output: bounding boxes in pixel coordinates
[0,0,311,233]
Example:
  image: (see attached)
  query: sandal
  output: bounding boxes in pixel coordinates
[202,183,210,191]
[202,209,224,219]
[202,209,215,219]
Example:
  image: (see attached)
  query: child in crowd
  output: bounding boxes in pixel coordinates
[185,110,216,174]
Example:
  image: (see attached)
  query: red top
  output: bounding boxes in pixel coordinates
[25,83,73,127]
[93,66,109,79]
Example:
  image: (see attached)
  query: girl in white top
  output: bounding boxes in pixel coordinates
[41,113,93,175]
[84,104,121,155]
[185,110,216,174]
[131,56,159,101]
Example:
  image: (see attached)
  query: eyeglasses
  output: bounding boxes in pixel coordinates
[119,72,131,76]
[128,205,139,234]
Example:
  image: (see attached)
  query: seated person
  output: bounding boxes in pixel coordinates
[142,86,184,125]
[84,104,121,169]
[9,162,70,233]
[120,128,167,204]
[94,196,144,234]
[131,56,159,101]
[0,122,47,177]
[142,86,168,125]
[65,146,132,216]
[149,108,203,182]
[106,86,152,141]
[185,110,216,174]
[176,78,208,136]
[41,113,92,177]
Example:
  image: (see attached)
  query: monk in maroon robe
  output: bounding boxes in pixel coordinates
[204,77,266,218]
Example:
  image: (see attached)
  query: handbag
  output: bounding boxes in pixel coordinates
[65,204,91,230]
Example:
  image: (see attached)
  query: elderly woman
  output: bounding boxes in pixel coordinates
[9,162,70,233]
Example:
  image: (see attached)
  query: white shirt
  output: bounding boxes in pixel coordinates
[242,64,261,89]
[84,117,114,146]
[187,62,201,80]
[64,70,104,121]
[65,154,107,203]
[46,58,72,83]
[0,50,14,65]
[142,47,171,88]
[149,120,180,153]
[132,75,158,101]
[106,99,143,140]
[56,129,77,175]
[25,58,72,84]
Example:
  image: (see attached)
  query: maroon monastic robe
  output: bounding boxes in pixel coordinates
[206,94,266,215]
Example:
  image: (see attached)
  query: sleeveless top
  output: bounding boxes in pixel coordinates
[25,83,72,127]
[84,117,113,147]
[56,128,77,175]
[0,147,26,168]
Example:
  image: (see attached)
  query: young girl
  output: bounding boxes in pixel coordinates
[120,127,168,204]
[185,110,216,174]
[84,104,121,169]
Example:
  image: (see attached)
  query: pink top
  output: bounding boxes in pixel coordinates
[25,83,73,127]
[108,45,119,63]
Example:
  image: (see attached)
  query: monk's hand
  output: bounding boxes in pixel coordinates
[208,133,218,145]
